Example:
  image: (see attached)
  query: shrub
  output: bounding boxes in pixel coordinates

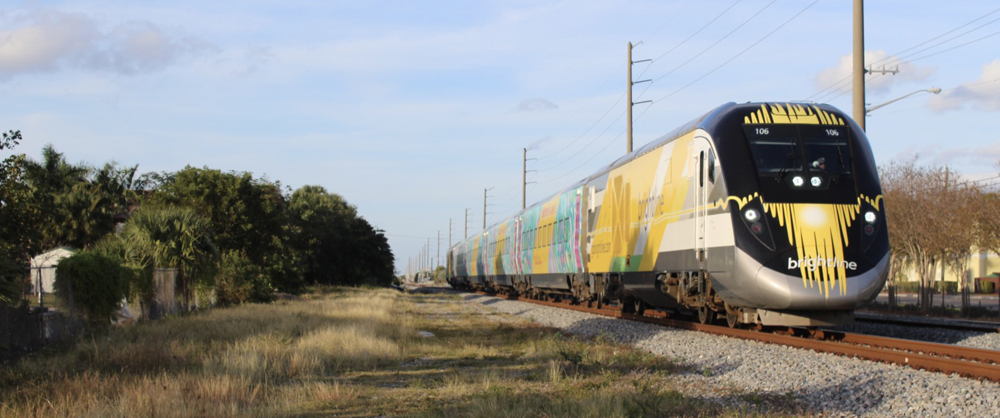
[55,252,128,325]
[215,250,274,305]
[979,281,996,294]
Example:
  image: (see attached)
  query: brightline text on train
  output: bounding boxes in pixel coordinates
[787,257,858,272]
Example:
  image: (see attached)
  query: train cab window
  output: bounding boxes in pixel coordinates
[744,125,801,175]
[801,126,852,175]
[743,123,857,203]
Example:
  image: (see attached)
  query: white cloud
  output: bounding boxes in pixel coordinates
[812,50,935,98]
[515,97,557,112]
[929,59,1000,112]
[0,9,216,81]
[895,139,1000,171]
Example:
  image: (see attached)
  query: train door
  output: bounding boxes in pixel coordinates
[692,137,713,267]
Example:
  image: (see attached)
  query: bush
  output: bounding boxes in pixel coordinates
[887,280,920,293]
[214,250,274,305]
[979,281,996,294]
[55,252,128,325]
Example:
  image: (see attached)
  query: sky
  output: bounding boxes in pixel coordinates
[2,1,998,275]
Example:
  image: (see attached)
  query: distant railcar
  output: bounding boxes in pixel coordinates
[447,102,888,327]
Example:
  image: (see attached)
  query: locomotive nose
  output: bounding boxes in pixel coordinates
[735,248,888,310]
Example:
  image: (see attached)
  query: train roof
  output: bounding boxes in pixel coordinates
[463,101,852,241]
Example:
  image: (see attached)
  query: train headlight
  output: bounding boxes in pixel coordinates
[744,208,759,222]
[864,211,877,224]
[810,176,822,187]
[792,176,804,187]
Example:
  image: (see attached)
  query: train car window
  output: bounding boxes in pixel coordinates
[699,151,705,187]
[708,149,716,184]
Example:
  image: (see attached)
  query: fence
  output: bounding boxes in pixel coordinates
[0,303,82,363]
[3,267,210,362]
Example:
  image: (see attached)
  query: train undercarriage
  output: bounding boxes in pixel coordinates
[453,271,852,328]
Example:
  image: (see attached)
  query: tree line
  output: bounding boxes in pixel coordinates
[1,130,394,320]
[881,158,1000,314]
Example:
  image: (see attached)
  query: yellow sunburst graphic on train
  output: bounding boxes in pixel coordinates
[744,103,845,125]
[764,202,859,298]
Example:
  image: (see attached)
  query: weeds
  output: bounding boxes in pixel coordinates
[1,288,808,417]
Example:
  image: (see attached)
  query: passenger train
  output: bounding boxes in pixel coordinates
[446,102,889,327]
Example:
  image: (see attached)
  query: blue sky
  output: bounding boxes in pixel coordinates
[2,1,998,275]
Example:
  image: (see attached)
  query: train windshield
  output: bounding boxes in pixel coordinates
[743,124,856,202]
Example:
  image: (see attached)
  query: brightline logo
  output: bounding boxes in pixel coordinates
[787,257,857,272]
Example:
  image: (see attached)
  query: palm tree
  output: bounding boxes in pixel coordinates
[122,207,219,310]
[22,145,90,249]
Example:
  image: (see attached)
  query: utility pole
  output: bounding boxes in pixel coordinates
[627,41,651,154]
[853,0,865,131]
[464,208,468,239]
[522,148,537,210]
[436,230,440,270]
[483,187,494,229]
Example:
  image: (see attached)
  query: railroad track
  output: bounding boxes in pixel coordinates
[854,313,1000,333]
[473,290,1000,383]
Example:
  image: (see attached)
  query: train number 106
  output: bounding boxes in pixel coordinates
[755,128,770,135]
[825,129,840,136]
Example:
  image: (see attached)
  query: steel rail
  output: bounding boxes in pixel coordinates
[478,290,1000,382]
[854,314,1000,333]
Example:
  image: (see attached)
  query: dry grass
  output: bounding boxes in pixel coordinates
[0,288,807,417]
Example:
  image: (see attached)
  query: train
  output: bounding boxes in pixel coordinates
[446,102,889,327]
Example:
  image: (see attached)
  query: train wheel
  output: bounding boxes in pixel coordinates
[633,299,645,316]
[726,311,739,328]
[724,303,740,328]
[697,305,711,324]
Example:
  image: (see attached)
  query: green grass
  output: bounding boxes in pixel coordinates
[0,287,809,417]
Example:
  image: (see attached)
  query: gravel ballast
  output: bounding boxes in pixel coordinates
[457,293,1000,417]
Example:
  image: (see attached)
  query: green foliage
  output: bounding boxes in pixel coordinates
[432,266,447,284]
[150,167,300,292]
[288,185,394,287]
[980,281,996,294]
[122,207,219,287]
[55,252,128,325]
[90,231,155,301]
[0,130,36,304]
[20,144,142,251]
[215,250,275,305]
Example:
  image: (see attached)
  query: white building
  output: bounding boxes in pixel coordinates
[29,247,75,294]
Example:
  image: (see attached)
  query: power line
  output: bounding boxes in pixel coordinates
[806,6,1000,102]
[531,92,626,163]
[647,0,775,87]
[884,14,1000,67]
[903,27,1000,64]
[644,0,743,72]
[641,0,818,115]
[538,127,625,186]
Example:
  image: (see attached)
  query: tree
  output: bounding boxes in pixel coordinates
[288,186,394,287]
[104,207,219,310]
[0,130,37,304]
[54,251,128,325]
[149,167,299,292]
[288,185,356,285]
[22,145,89,249]
[881,159,948,310]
